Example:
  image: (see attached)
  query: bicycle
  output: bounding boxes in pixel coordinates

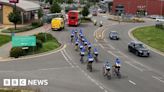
[87,62,93,72]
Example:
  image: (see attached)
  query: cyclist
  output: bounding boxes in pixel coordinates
[87,43,92,54]
[70,31,74,43]
[74,39,79,51]
[103,60,111,76]
[74,29,78,38]
[87,54,94,72]
[79,43,84,51]
[112,58,121,75]
[80,47,85,63]
[93,48,98,62]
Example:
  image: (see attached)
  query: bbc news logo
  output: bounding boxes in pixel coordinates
[3,79,48,86]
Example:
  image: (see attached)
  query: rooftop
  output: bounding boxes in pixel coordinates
[0,0,40,11]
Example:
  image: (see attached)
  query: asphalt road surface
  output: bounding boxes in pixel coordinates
[0,15,163,92]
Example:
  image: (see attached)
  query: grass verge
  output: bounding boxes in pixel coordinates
[132,26,164,52]
[0,35,11,46]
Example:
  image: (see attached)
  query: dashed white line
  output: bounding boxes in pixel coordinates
[152,76,164,83]
[99,44,105,49]
[61,51,74,67]
[128,80,136,85]
[104,90,108,92]
[107,50,118,57]
[125,61,144,72]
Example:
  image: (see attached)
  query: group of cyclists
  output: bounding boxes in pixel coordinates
[70,28,121,78]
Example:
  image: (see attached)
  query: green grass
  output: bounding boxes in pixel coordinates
[0,35,11,46]
[36,39,61,53]
[133,26,164,52]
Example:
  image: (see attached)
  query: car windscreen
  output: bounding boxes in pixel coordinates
[70,17,76,20]
[135,44,145,48]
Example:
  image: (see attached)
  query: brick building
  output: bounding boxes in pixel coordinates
[112,0,164,15]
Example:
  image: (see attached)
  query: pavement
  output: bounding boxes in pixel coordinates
[0,14,163,92]
[0,24,51,59]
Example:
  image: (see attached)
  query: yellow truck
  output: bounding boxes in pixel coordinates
[51,18,64,31]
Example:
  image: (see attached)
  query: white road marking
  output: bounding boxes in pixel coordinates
[63,49,72,60]
[107,50,118,57]
[107,44,115,50]
[61,51,74,67]
[99,44,105,49]
[128,80,136,85]
[152,76,164,83]
[125,61,144,72]
[63,44,116,92]
[104,90,108,92]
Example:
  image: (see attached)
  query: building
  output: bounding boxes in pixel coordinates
[0,0,40,25]
[112,0,164,15]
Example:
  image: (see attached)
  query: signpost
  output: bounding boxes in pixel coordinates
[12,36,36,47]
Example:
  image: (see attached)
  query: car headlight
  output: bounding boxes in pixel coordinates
[147,50,150,53]
[139,51,143,53]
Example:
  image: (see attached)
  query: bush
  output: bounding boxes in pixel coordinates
[36,39,43,49]
[10,47,26,58]
[35,33,46,42]
[35,33,54,42]
[31,21,43,27]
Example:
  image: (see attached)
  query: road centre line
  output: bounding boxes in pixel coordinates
[63,48,115,92]
[128,80,136,85]
[99,44,105,49]
[63,49,72,60]
[125,61,144,72]
[107,50,118,57]
[152,76,164,83]
[61,51,74,67]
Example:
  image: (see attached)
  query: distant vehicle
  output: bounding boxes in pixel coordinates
[92,10,97,16]
[67,10,81,26]
[109,31,119,40]
[128,41,150,57]
[43,13,64,23]
[98,8,106,13]
[51,18,64,31]
[156,17,164,22]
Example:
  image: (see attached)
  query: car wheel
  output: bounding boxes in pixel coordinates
[147,53,150,57]
[135,51,139,56]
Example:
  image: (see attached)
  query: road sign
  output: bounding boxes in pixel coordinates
[12,36,36,47]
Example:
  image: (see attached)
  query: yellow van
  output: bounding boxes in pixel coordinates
[51,18,64,31]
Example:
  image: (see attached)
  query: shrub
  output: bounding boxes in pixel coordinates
[36,39,43,49]
[10,47,26,58]
[35,33,54,42]
[35,33,46,42]
[31,21,43,27]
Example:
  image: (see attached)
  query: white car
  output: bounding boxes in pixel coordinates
[156,17,164,22]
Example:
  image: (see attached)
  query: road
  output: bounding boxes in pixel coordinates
[0,15,163,92]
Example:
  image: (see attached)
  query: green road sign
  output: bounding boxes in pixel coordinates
[12,36,36,47]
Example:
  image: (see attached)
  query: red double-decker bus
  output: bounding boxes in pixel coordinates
[67,10,81,26]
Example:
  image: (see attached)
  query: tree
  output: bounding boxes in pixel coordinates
[38,8,43,20]
[67,0,74,4]
[82,6,89,18]
[8,10,21,30]
[50,1,61,13]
